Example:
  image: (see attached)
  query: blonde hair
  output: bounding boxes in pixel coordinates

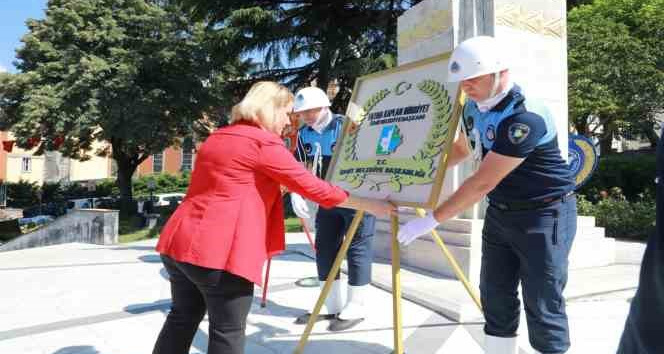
[230,81,294,132]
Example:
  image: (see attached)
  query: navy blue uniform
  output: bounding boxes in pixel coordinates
[616,127,664,354]
[295,114,375,286]
[464,86,577,353]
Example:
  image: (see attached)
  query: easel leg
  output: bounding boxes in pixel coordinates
[294,211,365,354]
[261,258,272,307]
[415,208,482,312]
[391,214,404,354]
[300,218,317,252]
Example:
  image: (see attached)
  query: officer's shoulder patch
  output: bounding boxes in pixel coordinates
[508,122,530,144]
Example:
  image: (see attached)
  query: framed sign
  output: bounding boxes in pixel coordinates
[327,53,461,208]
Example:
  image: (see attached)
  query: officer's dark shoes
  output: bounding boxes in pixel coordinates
[327,317,364,332]
[294,312,337,325]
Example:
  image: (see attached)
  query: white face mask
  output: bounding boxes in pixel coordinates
[311,108,332,133]
[476,80,514,113]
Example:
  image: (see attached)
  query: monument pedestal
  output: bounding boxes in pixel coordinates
[374,214,615,286]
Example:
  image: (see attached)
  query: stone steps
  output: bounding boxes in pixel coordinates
[372,215,616,284]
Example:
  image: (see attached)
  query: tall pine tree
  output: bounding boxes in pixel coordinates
[177,0,420,111]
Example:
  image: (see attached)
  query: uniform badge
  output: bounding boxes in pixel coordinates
[304,143,312,154]
[450,61,461,73]
[508,123,530,144]
[486,124,495,141]
[295,93,305,106]
[331,142,336,152]
[568,134,599,188]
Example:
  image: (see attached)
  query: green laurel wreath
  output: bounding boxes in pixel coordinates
[413,80,452,163]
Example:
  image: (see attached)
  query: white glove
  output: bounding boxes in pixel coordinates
[397,213,439,246]
[290,193,311,219]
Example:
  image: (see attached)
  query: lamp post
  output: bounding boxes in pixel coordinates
[147,179,156,214]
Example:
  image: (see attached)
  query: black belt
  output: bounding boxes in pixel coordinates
[489,191,574,211]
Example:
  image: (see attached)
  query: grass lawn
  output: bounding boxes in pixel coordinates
[118,215,158,243]
[285,217,303,232]
[119,227,154,243]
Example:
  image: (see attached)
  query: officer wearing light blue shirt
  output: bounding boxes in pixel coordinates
[289,87,376,332]
[397,36,577,354]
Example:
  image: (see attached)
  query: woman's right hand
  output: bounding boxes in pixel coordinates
[363,198,396,217]
[339,195,396,217]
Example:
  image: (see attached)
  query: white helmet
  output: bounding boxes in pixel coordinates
[293,86,331,112]
[447,36,508,82]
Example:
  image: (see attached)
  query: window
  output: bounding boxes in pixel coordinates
[181,137,194,172]
[21,157,31,173]
[153,152,163,173]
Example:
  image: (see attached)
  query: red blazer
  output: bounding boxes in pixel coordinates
[156,122,348,285]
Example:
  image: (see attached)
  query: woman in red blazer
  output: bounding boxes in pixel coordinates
[152,81,394,354]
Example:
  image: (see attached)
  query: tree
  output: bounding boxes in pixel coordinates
[176,0,418,112]
[0,0,222,214]
[567,0,664,153]
[567,0,594,10]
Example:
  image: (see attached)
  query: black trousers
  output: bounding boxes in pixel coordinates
[314,207,375,286]
[153,255,254,354]
[481,196,577,354]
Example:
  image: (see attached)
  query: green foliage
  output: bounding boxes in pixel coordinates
[119,204,177,243]
[284,217,303,233]
[5,180,40,208]
[3,172,191,210]
[41,182,64,203]
[133,172,191,198]
[577,190,656,240]
[61,182,92,199]
[568,0,664,146]
[118,214,153,243]
[0,0,224,212]
[578,152,656,202]
[178,0,416,111]
[567,0,594,9]
[94,179,119,197]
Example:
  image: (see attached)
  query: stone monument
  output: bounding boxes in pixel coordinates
[372,0,614,318]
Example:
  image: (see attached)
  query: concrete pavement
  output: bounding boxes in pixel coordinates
[0,233,644,353]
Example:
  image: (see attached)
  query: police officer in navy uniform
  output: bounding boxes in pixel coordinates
[616,125,664,354]
[289,86,376,332]
[397,36,577,354]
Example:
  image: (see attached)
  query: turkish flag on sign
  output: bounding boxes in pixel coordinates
[2,140,14,153]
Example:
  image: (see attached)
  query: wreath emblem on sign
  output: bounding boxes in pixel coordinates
[339,80,453,191]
